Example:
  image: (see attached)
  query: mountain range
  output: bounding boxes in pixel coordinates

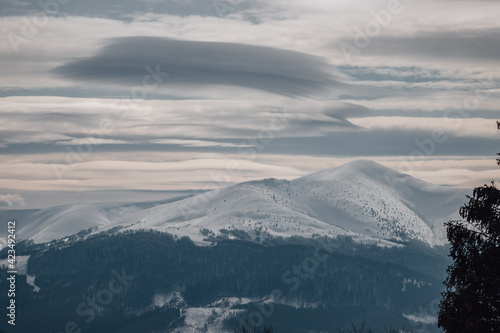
[0,160,471,333]
[1,159,469,249]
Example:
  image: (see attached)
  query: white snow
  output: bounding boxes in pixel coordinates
[0,255,41,292]
[0,198,190,249]
[1,160,468,248]
[99,160,467,247]
[402,278,432,292]
[26,274,40,292]
[403,313,438,325]
[170,297,256,333]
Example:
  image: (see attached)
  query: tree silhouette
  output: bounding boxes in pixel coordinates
[438,182,500,332]
[234,324,274,333]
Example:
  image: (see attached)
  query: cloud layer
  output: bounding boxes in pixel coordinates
[1,0,500,208]
[0,194,25,207]
[54,37,342,97]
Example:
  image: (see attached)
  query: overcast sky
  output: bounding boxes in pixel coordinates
[1,0,499,209]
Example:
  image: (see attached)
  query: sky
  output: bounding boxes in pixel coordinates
[1,0,499,209]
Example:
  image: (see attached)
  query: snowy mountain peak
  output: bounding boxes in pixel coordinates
[298,159,406,184]
[92,160,467,247]
[4,160,469,249]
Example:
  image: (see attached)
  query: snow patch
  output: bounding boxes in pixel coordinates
[0,255,40,292]
[403,313,438,325]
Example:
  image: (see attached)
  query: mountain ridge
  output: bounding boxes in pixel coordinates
[1,160,469,248]
[99,160,468,247]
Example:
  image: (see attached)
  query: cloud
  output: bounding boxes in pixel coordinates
[0,97,367,152]
[149,139,251,148]
[0,0,259,19]
[260,129,500,157]
[0,131,73,145]
[360,29,500,63]
[2,0,500,207]
[53,37,344,97]
[351,117,497,138]
[0,194,25,207]
[321,102,370,119]
[55,138,133,145]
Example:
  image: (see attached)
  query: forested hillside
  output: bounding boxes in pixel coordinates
[0,231,447,332]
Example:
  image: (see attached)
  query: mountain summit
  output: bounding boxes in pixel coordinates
[3,160,468,248]
[98,160,467,247]
[300,159,394,180]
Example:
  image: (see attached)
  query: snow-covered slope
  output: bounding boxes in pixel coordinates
[295,160,467,245]
[2,160,468,248]
[98,160,468,247]
[0,195,193,247]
